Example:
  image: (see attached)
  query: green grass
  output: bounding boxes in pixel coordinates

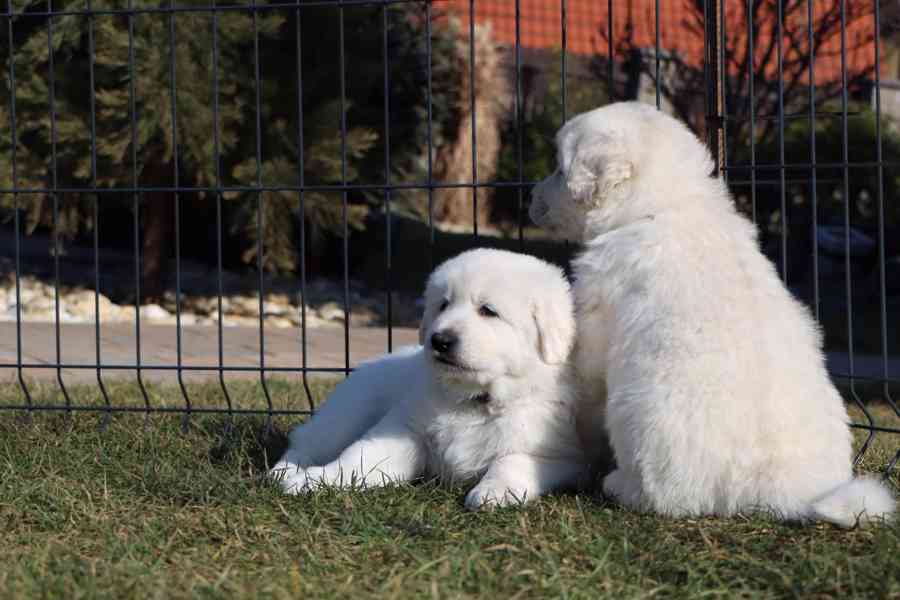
[1,380,899,599]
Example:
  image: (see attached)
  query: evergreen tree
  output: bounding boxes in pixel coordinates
[2,0,463,292]
[230,3,464,272]
[2,0,285,298]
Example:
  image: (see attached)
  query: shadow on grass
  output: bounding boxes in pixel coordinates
[198,416,291,475]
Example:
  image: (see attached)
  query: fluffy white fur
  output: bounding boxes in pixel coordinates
[529,101,895,527]
[270,248,586,509]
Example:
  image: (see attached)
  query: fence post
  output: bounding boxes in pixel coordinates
[704,0,725,175]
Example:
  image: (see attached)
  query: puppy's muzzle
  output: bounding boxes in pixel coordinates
[430,330,458,355]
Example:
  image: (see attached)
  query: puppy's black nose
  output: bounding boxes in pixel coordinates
[430,331,457,354]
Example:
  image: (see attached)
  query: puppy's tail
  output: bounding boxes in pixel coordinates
[806,476,895,528]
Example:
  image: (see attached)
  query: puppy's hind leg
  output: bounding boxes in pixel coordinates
[272,356,409,478]
[284,409,427,494]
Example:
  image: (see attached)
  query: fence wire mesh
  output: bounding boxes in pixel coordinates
[1,0,897,476]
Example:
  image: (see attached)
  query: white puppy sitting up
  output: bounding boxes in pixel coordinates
[270,248,587,509]
[529,101,895,527]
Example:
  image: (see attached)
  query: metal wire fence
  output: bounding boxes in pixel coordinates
[1,0,897,474]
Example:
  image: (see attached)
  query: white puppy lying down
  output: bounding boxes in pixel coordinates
[530,101,895,527]
[270,248,587,509]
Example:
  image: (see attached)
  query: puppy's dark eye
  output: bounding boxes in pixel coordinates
[439,299,450,312]
[479,304,499,318]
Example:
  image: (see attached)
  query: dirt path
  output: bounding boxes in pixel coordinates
[0,321,418,384]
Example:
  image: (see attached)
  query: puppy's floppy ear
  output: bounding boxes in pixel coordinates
[565,139,633,205]
[532,281,576,365]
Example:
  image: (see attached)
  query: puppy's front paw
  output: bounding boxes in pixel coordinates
[464,483,527,511]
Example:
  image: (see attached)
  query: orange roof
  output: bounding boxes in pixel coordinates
[440,0,876,84]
